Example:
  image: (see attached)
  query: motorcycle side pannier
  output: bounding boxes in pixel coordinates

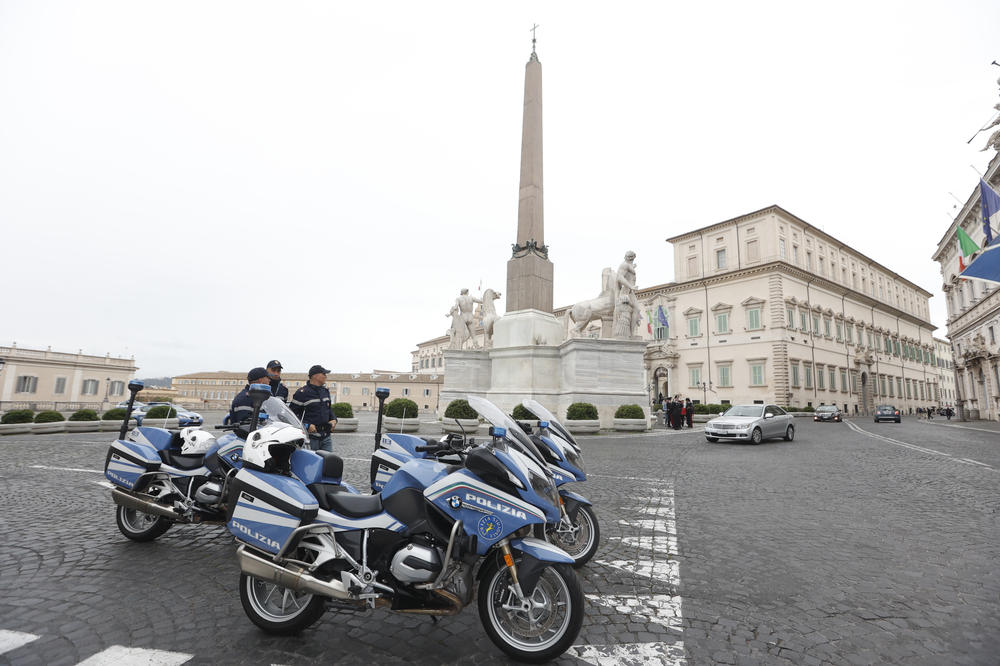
[104,439,162,490]
[226,468,319,554]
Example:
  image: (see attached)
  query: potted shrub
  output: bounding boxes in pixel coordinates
[32,410,67,434]
[142,405,179,429]
[613,404,648,431]
[383,398,420,433]
[442,399,480,434]
[101,407,136,431]
[511,403,539,430]
[0,409,34,436]
[332,402,358,433]
[67,408,101,432]
[565,402,600,434]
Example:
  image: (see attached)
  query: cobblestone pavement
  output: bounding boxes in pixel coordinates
[1,416,997,665]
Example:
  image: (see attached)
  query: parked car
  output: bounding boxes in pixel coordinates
[874,405,901,423]
[115,400,147,411]
[137,402,203,427]
[813,405,842,422]
[704,404,795,444]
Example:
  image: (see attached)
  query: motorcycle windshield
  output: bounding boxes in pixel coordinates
[466,396,549,472]
[522,398,579,450]
[262,397,305,432]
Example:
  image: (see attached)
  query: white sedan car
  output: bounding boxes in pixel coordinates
[704,404,795,444]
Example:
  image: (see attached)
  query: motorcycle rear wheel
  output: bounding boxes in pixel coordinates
[115,504,172,542]
[478,555,583,663]
[535,504,600,568]
[239,572,326,635]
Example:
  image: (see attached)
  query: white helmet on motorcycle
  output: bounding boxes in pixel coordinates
[243,423,306,472]
[179,427,217,456]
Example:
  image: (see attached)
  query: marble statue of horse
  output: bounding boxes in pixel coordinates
[566,268,616,337]
[480,288,501,348]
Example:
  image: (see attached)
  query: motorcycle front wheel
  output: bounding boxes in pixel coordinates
[477,554,583,663]
[535,504,600,568]
[115,504,172,542]
[239,572,326,635]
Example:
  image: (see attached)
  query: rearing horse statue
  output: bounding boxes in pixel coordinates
[480,289,501,348]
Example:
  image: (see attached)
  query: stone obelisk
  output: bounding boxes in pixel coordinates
[505,43,553,314]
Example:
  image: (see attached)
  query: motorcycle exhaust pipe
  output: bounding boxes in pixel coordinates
[237,545,352,600]
[111,488,182,521]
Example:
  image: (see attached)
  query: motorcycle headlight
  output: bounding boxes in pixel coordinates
[563,445,585,476]
[528,468,559,509]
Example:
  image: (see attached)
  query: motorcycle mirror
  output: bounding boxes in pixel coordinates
[374,386,390,450]
[249,383,271,431]
[128,380,144,394]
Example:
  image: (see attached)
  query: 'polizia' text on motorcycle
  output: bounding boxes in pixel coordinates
[518,399,600,567]
[227,390,584,662]
[104,383,338,541]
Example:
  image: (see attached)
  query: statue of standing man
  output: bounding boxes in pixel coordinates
[447,288,482,349]
[612,251,640,338]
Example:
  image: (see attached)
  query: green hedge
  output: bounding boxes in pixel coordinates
[102,408,128,420]
[332,402,354,419]
[145,405,178,419]
[693,403,728,414]
[384,398,419,419]
[34,410,65,423]
[69,409,100,422]
[443,399,478,420]
[786,405,815,412]
[511,404,537,420]
[614,404,645,419]
[566,402,598,420]
[1,409,33,424]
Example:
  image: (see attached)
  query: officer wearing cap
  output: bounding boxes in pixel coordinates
[229,367,269,425]
[265,360,289,403]
[290,365,337,452]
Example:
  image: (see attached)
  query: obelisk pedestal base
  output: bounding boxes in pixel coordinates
[506,254,553,314]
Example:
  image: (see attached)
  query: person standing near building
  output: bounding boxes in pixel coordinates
[671,396,682,430]
[290,365,337,452]
[685,398,694,428]
[265,360,288,403]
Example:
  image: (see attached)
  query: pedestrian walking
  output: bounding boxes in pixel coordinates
[290,365,337,452]
[685,398,694,428]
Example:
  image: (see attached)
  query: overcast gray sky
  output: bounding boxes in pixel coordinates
[2,1,998,377]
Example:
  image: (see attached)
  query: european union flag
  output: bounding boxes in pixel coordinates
[656,305,669,328]
[980,179,1000,247]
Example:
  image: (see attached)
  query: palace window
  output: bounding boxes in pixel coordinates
[779,238,787,259]
[836,321,843,340]
[816,365,825,389]
[716,248,727,270]
[110,381,125,396]
[812,315,821,334]
[687,316,700,337]
[786,307,795,328]
[846,325,853,343]
[840,368,848,392]
[654,323,668,340]
[749,362,765,386]
[803,363,813,389]
[829,367,836,390]
[790,362,800,387]
[82,379,99,395]
[15,376,38,394]
[688,366,702,387]
[54,377,67,394]
[823,318,832,337]
[715,312,729,334]
[800,311,808,331]
[717,364,732,387]
[747,308,762,331]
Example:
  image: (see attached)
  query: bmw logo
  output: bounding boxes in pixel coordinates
[449,495,462,509]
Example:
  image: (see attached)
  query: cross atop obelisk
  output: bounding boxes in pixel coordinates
[506,27,553,313]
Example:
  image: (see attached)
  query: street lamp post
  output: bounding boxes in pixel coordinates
[104,377,111,410]
[698,380,715,405]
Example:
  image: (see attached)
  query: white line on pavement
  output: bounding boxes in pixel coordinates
[844,421,994,470]
[924,421,1000,434]
[571,641,687,665]
[0,630,39,656]
[30,465,103,474]
[76,645,193,665]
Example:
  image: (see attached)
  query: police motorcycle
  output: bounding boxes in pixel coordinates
[104,382,347,541]
[226,392,585,662]
[518,399,600,567]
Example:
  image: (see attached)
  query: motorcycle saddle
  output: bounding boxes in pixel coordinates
[159,450,206,470]
[314,450,344,479]
[323,492,384,519]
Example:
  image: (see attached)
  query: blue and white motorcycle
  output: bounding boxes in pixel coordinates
[227,394,584,663]
[104,383,348,541]
[518,399,600,567]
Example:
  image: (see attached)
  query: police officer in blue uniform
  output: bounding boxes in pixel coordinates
[265,360,289,403]
[229,367,269,425]
[290,365,337,452]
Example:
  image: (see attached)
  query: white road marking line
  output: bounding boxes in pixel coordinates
[844,421,994,470]
[597,558,678,586]
[0,630,40,655]
[76,645,193,665]
[925,421,1000,434]
[619,518,676,534]
[570,641,686,665]
[589,474,665,483]
[30,465,103,474]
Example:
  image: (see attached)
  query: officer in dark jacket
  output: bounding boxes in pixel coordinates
[229,367,269,425]
[265,359,289,403]
[290,364,337,452]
